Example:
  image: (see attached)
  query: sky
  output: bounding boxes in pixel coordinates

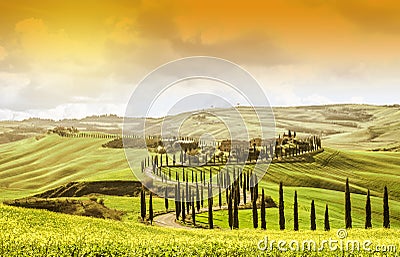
[0,0,399,120]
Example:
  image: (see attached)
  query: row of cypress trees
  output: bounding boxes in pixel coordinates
[140,186,154,225]
[257,179,391,231]
[345,178,390,229]
[140,178,391,230]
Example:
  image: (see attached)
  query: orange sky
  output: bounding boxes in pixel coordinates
[0,0,399,119]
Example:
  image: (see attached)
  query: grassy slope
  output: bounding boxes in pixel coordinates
[1,135,400,228]
[0,134,133,195]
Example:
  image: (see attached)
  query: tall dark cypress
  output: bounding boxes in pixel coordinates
[240,171,243,188]
[175,185,179,220]
[177,182,181,219]
[201,184,204,208]
[383,186,390,228]
[140,186,146,221]
[164,186,169,211]
[365,189,372,229]
[345,178,352,229]
[196,182,200,212]
[236,181,241,205]
[149,192,154,225]
[208,183,213,229]
[191,191,196,226]
[250,174,254,202]
[261,188,266,230]
[254,174,258,200]
[186,182,190,215]
[228,191,233,229]
[185,180,190,214]
[218,184,222,209]
[233,185,239,229]
[181,189,186,222]
[246,171,250,191]
[310,200,316,231]
[279,182,285,230]
[243,174,247,204]
[294,190,299,231]
[252,185,258,228]
[325,204,330,231]
[226,185,229,205]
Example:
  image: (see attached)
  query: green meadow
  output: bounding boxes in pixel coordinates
[1,104,400,256]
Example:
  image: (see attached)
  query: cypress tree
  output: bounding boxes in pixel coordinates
[177,182,181,219]
[228,191,233,229]
[236,180,241,205]
[175,185,179,221]
[279,182,285,230]
[164,186,169,211]
[243,177,247,204]
[383,186,390,228]
[294,191,299,231]
[252,185,258,228]
[250,174,254,202]
[310,200,316,231]
[181,189,186,222]
[191,191,196,226]
[186,182,190,215]
[140,186,146,221]
[255,176,259,201]
[365,189,372,229]
[218,184,222,209]
[246,171,250,191]
[325,204,330,231]
[208,183,213,229]
[226,184,229,205]
[196,182,200,212]
[261,188,266,230]
[201,184,204,208]
[345,178,352,229]
[233,185,239,229]
[149,192,153,225]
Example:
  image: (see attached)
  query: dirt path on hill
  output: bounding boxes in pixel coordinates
[154,212,193,229]
[153,189,253,229]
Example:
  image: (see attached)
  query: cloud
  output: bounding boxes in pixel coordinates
[15,18,74,61]
[0,0,399,121]
[0,103,126,121]
[170,32,293,66]
[0,46,7,61]
[106,17,138,45]
[350,96,365,104]
[333,0,400,34]
[0,72,31,109]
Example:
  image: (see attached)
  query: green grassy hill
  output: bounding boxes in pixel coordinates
[0,134,133,196]
[1,105,400,255]
[1,134,399,230]
[1,134,399,199]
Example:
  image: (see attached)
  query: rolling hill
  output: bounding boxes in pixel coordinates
[1,104,400,150]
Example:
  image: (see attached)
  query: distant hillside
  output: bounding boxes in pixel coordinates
[1,104,399,150]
